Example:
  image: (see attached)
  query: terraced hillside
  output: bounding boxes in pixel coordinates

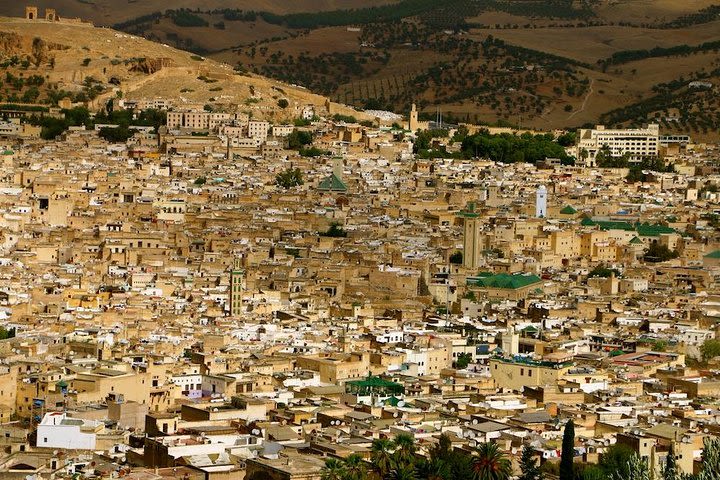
[2,1,720,138]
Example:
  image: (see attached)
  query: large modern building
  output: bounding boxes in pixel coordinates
[577,124,660,166]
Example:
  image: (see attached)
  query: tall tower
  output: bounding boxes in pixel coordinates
[229,256,244,316]
[536,185,547,218]
[408,103,419,132]
[332,157,343,179]
[462,203,483,270]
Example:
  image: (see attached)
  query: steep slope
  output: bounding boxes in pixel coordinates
[0,16,367,122]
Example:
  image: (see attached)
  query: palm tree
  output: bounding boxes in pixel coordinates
[389,462,417,480]
[471,442,512,480]
[393,433,417,467]
[343,453,368,480]
[372,438,395,478]
[321,458,345,480]
[418,457,450,480]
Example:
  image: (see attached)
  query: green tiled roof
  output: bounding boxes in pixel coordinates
[582,218,676,236]
[318,172,347,192]
[585,219,635,231]
[560,205,577,215]
[467,272,542,289]
[635,222,675,237]
[629,236,644,245]
[705,250,720,259]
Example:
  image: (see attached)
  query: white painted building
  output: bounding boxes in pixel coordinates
[37,412,103,450]
[375,331,405,343]
[536,185,547,218]
[577,124,660,165]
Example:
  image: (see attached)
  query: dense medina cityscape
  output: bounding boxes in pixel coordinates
[3,8,720,480]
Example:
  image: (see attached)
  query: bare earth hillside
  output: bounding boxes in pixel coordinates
[0,16,367,122]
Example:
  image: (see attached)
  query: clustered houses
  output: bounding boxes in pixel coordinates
[0,99,719,479]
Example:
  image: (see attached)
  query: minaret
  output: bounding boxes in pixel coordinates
[462,203,483,270]
[536,185,547,218]
[332,157,343,179]
[408,103,418,131]
[229,256,244,316]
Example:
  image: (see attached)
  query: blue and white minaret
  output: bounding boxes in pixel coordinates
[536,185,547,218]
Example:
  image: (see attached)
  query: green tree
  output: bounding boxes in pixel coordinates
[393,433,417,466]
[661,445,679,480]
[560,420,575,480]
[519,445,542,480]
[600,444,635,479]
[277,98,289,108]
[609,455,649,480]
[372,438,395,478]
[343,454,368,480]
[696,436,720,480]
[99,126,133,143]
[275,167,304,189]
[300,146,326,157]
[701,338,720,362]
[287,129,313,149]
[577,464,605,480]
[389,463,417,480]
[450,251,463,264]
[455,353,473,370]
[321,223,347,238]
[644,243,679,263]
[419,457,450,480]
[588,265,620,278]
[321,458,345,480]
[471,442,511,480]
[0,327,15,340]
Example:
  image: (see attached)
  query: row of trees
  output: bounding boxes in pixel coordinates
[657,5,720,29]
[600,40,720,68]
[322,433,515,480]
[259,0,457,29]
[322,425,720,480]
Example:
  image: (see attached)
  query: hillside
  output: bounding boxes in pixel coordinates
[0,1,400,24]
[0,16,366,123]
[45,0,717,138]
[2,2,719,138]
